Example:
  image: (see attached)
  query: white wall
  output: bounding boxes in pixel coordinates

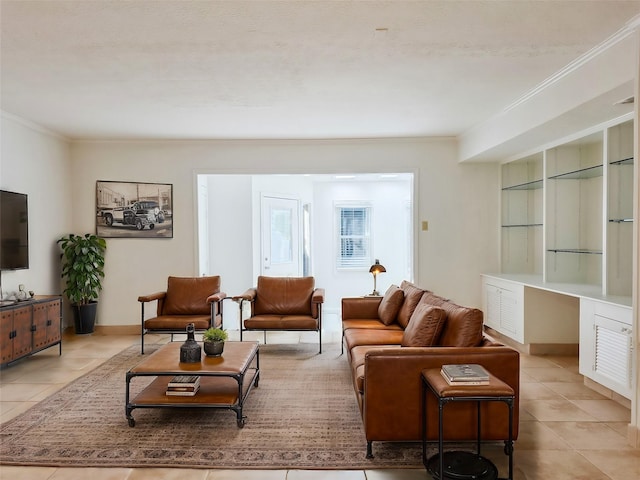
[313,178,412,313]
[0,114,72,305]
[62,138,499,327]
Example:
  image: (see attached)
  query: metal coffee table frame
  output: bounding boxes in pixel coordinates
[421,368,515,480]
[125,341,259,428]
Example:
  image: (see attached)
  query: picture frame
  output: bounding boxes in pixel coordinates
[96,181,173,238]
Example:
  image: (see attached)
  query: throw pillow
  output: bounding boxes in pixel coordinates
[438,304,484,347]
[402,304,447,347]
[396,281,426,329]
[377,285,404,325]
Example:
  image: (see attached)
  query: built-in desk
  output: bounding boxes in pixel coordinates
[481,274,632,399]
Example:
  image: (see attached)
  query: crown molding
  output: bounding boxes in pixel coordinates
[502,14,640,114]
[1,110,69,142]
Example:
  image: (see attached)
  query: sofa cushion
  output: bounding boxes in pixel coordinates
[438,303,484,347]
[401,304,446,347]
[344,328,405,351]
[163,276,220,315]
[342,319,403,331]
[254,276,314,316]
[378,285,404,325]
[396,281,426,329]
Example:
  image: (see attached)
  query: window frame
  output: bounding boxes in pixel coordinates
[335,203,373,270]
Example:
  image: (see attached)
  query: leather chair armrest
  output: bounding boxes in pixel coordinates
[342,296,382,320]
[138,291,166,303]
[207,292,227,303]
[232,288,257,302]
[312,288,325,303]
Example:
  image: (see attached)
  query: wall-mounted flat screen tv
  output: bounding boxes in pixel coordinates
[0,190,29,270]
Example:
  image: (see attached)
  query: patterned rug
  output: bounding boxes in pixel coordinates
[0,343,426,469]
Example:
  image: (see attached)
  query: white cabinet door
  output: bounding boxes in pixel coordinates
[482,277,524,343]
[580,298,633,399]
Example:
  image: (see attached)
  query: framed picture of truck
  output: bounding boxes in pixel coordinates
[96,181,173,238]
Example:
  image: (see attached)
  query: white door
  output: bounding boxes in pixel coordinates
[261,195,300,277]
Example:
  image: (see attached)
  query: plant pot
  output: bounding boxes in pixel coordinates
[72,302,98,334]
[203,340,224,357]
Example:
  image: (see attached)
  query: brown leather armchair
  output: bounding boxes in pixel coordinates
[233,276,325,353]
[138,276,226,354]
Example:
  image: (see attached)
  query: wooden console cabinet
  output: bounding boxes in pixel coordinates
[1,296,62,367]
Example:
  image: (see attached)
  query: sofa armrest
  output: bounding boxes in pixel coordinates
[312,288,325,303]
[362,346,520,442]
[342,297,382,320]
[138,291,166,303]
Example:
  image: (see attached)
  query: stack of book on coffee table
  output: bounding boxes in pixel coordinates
[166,375,200,396]
[440,364,490,386]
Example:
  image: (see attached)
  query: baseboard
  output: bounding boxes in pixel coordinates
[527,343,579,356]
[93,325,139,335]
[583,377,632,409]
[483,326,578,356]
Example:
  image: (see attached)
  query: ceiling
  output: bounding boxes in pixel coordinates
[2,0,640,141]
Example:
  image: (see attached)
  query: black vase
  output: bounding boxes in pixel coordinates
[72,302,98,334]
[180,323,202,363]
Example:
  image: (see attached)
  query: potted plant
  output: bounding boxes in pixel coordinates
[57,233,107,334]
[202,327,228,356]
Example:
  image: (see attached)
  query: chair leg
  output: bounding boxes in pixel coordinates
[238,300,244,342]
[140,303,145,354]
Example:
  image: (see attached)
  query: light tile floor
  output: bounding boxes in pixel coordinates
[1,315,638,480]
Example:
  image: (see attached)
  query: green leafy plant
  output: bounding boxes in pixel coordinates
[57,233,107,305]
[203,327,228,342]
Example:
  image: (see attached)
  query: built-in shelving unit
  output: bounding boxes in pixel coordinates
[546,131,603,285]
[606,120,634,297]
[500,153,543,275]
[487,117,636,399]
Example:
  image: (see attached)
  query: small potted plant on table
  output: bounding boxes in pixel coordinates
[203,327,228,356]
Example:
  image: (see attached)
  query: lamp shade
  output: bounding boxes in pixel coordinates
[369,259,386,275]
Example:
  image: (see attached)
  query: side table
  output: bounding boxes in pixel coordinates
[421,368,515,480]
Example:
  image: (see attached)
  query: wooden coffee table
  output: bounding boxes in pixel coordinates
[125,341,259,428]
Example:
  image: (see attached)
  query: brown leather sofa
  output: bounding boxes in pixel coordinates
[138,276,226,354]
[233,276,325,353]
[342,281,520,458]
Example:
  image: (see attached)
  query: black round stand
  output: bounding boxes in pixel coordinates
[426,451,498,480]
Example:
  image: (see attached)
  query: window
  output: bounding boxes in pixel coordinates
[336,205,371,269]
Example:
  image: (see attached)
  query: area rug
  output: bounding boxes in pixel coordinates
[0,343,426,469]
